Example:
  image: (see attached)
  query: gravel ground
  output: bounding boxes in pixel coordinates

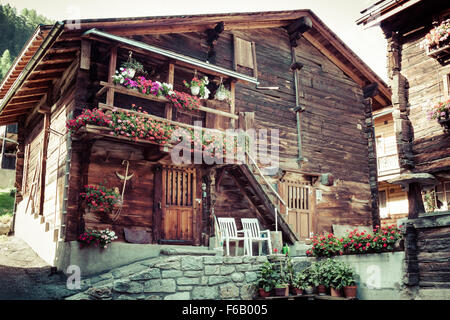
[0,236,74,300]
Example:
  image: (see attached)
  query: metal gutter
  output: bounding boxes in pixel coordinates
[82,28,259,85]
[0,21,65,117]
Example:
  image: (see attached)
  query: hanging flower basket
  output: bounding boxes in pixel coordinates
[183,76,210,99]
[215,83,231,102]
[80,185,120,213]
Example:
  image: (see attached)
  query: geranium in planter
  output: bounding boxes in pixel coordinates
[307,232,343,257]
[420,19,450,53]
[428,98,450,131]
[80,185,119,213]
[78,229,118,249]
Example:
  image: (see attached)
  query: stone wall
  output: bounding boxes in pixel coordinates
[67,251,274,300]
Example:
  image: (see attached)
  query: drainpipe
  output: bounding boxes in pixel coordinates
[286,17,311,166]
[291,54,306,165]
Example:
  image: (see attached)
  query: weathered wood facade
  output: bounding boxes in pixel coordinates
[358,0,450,218]
[0,10,391,265]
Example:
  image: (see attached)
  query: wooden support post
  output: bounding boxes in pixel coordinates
[80,40,91,71]
[407,182,426,219]
[230,80,236,129]
[164,63,175,121]
[194,167,203,246]
[106,47,117,106]
[38,110,50,215]
[14,118,25,203]
[153,165,163,243]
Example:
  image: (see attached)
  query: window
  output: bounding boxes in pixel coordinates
[233,35,257,78]
[443,73,450,98]
[379,189,388,218]
[434,180,450,211]
[376,135,385,156]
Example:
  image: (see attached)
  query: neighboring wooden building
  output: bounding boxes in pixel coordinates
[373,107,408,226]
[0,124,17,170]
[358,0,450,219]
[0,10,390,266]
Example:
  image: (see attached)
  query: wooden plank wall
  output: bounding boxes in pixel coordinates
[129,27,373,234]
[417,225,450,288]
[61,25,374,239]
[82,140,155,241]
[398,21,450,173]
[214,170,266,231]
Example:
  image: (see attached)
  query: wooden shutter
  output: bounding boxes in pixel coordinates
[233,35,257,78]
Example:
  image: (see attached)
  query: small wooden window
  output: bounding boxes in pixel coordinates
[379,189,388,218]
[233,35,257,78]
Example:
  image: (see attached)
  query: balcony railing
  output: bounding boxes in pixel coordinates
[377,153,400,176]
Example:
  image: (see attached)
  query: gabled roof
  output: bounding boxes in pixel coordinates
[0,10,391,125]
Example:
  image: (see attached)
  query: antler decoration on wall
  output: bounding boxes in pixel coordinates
[111,160,134,221]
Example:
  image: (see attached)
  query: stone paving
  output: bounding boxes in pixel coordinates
[0,236,75,300]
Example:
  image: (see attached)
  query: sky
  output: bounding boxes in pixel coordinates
[2,0,388,81]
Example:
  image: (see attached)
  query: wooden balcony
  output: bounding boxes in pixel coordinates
[377,153,400,180]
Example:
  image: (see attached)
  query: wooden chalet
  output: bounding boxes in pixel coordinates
[0,10,391,266]
[358,0,450,219]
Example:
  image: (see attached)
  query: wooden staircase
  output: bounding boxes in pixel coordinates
[227,163,298,244]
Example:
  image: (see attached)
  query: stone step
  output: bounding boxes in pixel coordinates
[160,247,219,256]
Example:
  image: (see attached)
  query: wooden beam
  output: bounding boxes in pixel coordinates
[38,111,50,215]
[230,81,236,128]
[80,40,91,70]
[99,82,239,119]
[164,63,175,121]
[106,46,117,105]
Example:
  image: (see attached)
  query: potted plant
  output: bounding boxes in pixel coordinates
[340,264,357,299]
[214,83,231,102]
[121,52,146,79]
[184,76,210,99]
[273,280,289,296]
[420,19,450,55]
[291,271,308,295]
[80,185,119,213]
[328,259,347,297]
[256,262,276,297]
[428,98,450,132]
[78,229,118,249]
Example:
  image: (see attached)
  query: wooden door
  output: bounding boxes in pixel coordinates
[161,166,196,243]
[279,178,313,240]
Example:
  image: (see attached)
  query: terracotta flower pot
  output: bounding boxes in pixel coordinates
[274,286,289,296]
[330,287,343,297]
[317,285,327,296]
[292,287,304,295]
[344,285,357,298]
[259,288,271,298]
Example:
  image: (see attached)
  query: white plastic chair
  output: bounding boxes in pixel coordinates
[216,217,249,256]
[241,218,272,256]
